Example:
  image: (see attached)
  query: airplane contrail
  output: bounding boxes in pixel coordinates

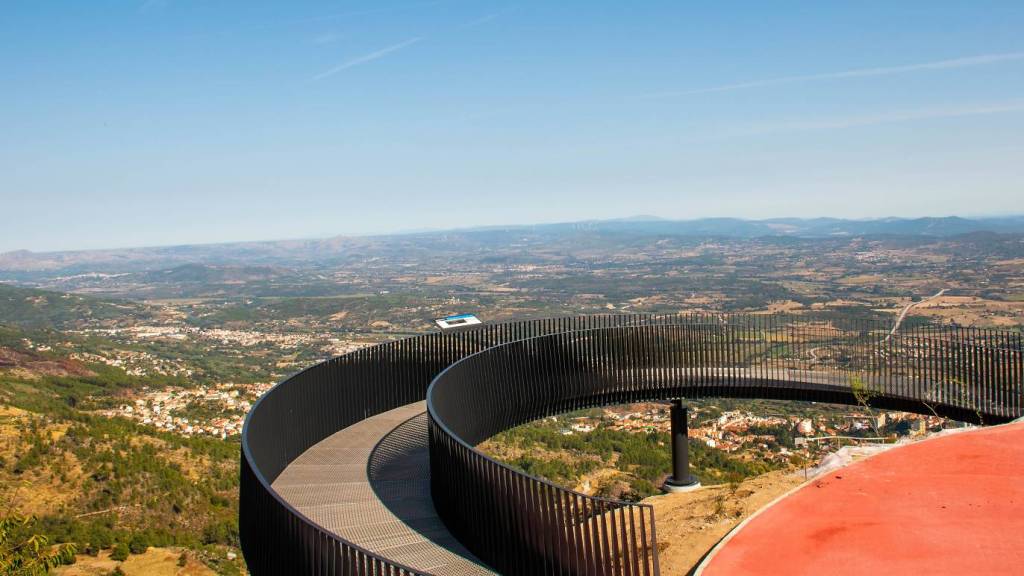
[649,52,1024,98]
[313,37,423,80]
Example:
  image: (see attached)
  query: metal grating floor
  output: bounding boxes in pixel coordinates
[273,401,496,576]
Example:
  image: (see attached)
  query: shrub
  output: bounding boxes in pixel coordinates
[110,542,129,562]
[128,533,149,554]
[201,520,239,547]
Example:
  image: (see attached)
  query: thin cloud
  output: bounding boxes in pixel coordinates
[462,13,501,28]
[461,8,513,29]
[745,100,1024,135]
[313,37,423,80]
[650,52,1024,98]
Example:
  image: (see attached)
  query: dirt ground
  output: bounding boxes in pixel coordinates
[906,295,1024,327]
[643,471,805,575]
[54,547,215,576]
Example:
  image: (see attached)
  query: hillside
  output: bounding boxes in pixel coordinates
[0,331,245,575]
[0,284,147,329]
[481,408,783,501]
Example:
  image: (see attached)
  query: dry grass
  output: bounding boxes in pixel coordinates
[54,547,216,576]
[907,295,1024,327]
[0,408,83,517]
[644,470,804,575]
[762,301,805,314]
[127,436,211,483]
[837,274,885,286]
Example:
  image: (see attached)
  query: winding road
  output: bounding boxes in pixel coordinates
[887,288,947,341]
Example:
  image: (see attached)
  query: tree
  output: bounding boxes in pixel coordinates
[201,520,239,547]
[0,514,77,575]
[109,542,129,562]
[850,376,883,437]
[127,533,148,555]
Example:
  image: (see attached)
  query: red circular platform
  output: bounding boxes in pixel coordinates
[700,422,1024,575]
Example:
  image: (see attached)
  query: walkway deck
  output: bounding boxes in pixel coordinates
[700,421,1024,576]
[272,401,495,576]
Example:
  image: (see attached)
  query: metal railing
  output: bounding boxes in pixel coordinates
[242,314,1023,575]
[241,315,653,575]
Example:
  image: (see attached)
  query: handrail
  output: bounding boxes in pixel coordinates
[241,314,1023,575]
[240,315,655,575]
[427,318,1021,575]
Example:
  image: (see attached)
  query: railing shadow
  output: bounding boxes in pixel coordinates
[366,411,495,574]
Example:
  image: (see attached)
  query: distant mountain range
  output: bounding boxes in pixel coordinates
[486,215,1024,237]
[2,216,1023,273]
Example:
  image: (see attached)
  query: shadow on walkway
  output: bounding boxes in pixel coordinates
[367,412,494,575]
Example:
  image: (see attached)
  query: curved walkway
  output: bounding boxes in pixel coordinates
[272,401,494,576]
[700,421,1024,576]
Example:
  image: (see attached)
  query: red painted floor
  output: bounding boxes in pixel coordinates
[701,422,1024,576]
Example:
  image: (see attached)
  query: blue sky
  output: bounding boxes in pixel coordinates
[2,1,1023,252]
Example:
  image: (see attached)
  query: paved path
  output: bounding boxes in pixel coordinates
[887,288,947,341]
[700,421,1024,575]
[272,401,495,576]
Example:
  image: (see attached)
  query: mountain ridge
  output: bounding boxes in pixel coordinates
[3,215,1023,273]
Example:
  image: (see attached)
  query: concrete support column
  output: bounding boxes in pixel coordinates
[664,399,701,493]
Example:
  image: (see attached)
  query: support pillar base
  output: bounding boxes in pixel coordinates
[662,475,701,493]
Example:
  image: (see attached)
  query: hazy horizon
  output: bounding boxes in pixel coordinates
[3,213,1024,255]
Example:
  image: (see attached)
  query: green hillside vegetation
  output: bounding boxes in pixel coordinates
[0,334,243,574]
[0,285,147,330]
[0,319,285,392]
[185,293,437,332]
[0,328,184,412]
[487,418,779,501]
